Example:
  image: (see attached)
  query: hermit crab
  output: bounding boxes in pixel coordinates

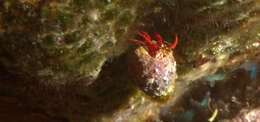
[128,31,178,99]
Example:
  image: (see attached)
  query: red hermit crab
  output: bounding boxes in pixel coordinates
[128,31,178,57]
[128,31,178,99]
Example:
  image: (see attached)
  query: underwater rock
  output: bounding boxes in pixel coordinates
[0,0,260,122]
[0,0,135,85]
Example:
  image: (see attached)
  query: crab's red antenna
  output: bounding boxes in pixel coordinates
[153,32,162,48]
[168,34,178,50]
[128,38,146,45]
[128,31,168,57]
[136,31,153,45]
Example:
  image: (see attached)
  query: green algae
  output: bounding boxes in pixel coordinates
[0,0,137,85]
[42,34,56,48]
[77,41,94,56]
[101,8,119,21]
[58,12,75,28]
[1,0,260,121]
[64,31,81,44]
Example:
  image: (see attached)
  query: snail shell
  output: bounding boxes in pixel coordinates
[128,46,177,99]
[232,108,260,122]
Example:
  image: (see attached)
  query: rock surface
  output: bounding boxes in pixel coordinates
[0,0,135,85]
[0,0,260,122]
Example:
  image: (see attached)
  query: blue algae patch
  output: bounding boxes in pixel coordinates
[204,74,226,81]
[190,91,211,109]
[205,74,226,87]
[161,92,210,122]
[183,109,195,122]
[240,61,259,80]
[160,106,195,122]
[201,91,211,106]
[249,64,258,80]
[169,109,195,122]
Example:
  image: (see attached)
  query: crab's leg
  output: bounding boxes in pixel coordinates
[153,32,162,48]
[136,31,153,45]
[168,34,178,49]
[128,38,146,45]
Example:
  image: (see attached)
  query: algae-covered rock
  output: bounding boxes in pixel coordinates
[0,0,135,84]
[0,0,260,122]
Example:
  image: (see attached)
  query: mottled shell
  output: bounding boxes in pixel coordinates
[128,46,177,98]
[232,108,260,122]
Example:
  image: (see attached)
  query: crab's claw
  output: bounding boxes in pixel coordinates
[128,38,146,45]
[168,34,178,50]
